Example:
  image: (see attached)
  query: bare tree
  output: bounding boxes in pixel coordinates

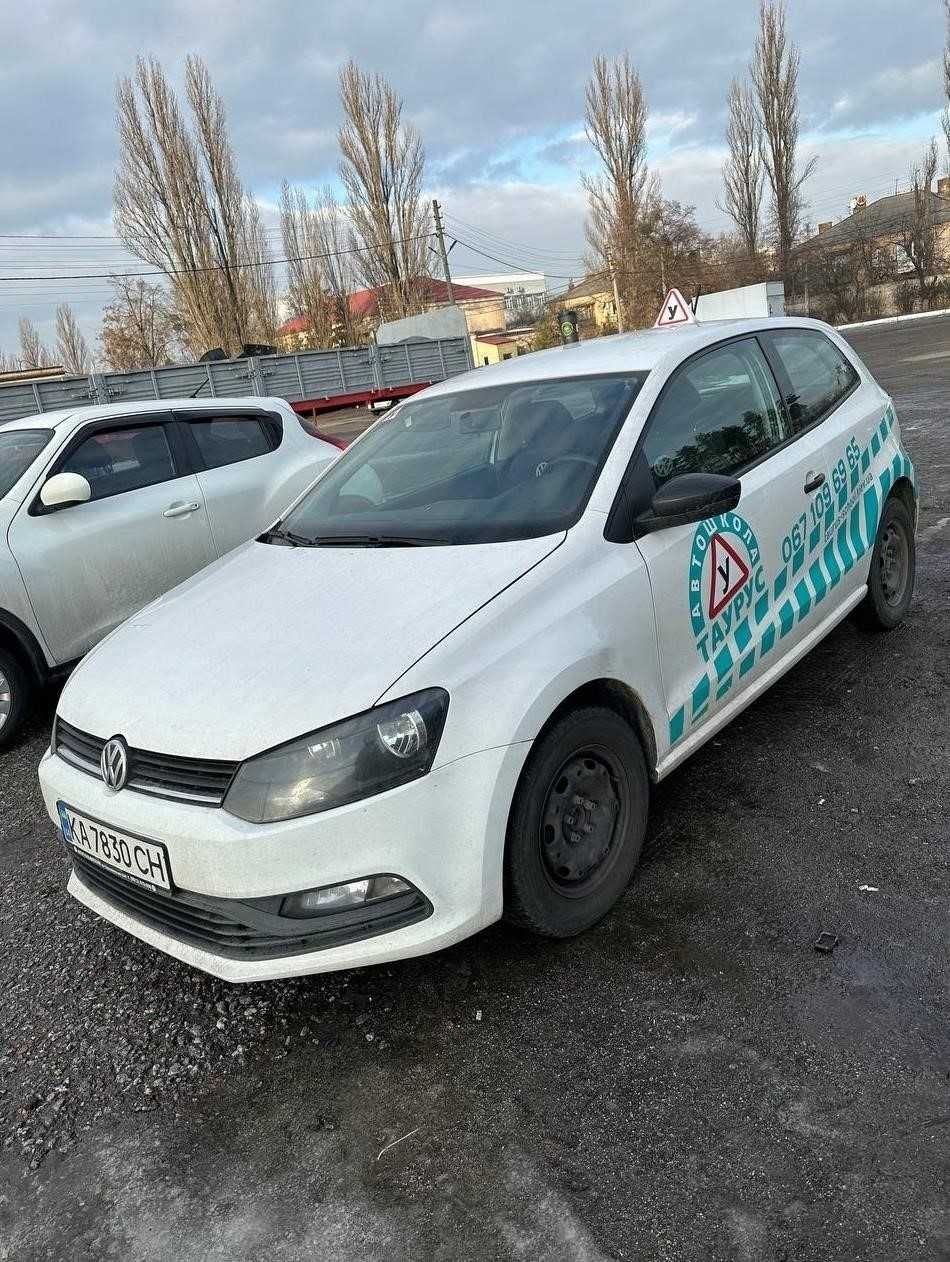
[99,277,180,370]
[800,216,894,324]
[751,1,816,273]
[114,55,277,357]
[943,0,950,173]
[55,304,92,375]
[279,182,355,348]
[720,79,764,258]
[338,61,431,321]
[898,140,947,309]
[18,317,52,369]
[582,53,652,327]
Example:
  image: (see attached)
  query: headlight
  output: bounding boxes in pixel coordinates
[223,688,449,823]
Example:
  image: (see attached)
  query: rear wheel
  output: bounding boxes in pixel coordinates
[504,706,649,938]
[855,495,915,631]
[0,648,32,750]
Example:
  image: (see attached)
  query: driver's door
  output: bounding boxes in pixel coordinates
[633,336,825,755]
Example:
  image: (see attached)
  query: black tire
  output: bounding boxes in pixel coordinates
[0,647,32,751]
[504,706,649,938]
[854,494,916,631]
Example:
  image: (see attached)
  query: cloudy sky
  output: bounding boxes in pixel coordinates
[0,0,946,356]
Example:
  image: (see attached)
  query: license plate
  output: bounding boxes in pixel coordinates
[57,802,173,892]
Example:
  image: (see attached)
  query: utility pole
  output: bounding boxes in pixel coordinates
[608,252,624,333]
[431,200,455,304]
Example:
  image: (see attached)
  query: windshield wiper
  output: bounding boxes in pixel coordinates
[309,534,453,547]
[258,525,316,547]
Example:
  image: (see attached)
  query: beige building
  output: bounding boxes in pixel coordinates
[548,273,618,334]
[472,329,534,365]
[803,176,950,311]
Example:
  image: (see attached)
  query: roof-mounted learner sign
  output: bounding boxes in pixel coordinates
[654,287,696,328]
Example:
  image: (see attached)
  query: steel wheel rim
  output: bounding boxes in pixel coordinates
[0,668,10,732]
[879,520,909,608]
[539,745,627,895]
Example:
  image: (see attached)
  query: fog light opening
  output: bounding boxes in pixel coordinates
[280,875,412,919]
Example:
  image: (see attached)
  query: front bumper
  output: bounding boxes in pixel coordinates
[39,742,528,982]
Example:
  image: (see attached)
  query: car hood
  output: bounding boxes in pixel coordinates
[60,535,563,761]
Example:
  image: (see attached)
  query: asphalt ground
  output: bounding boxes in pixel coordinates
[0,317,948,1261]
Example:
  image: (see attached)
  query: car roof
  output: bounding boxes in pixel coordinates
[0,395,289,436]
[421,316,845,396]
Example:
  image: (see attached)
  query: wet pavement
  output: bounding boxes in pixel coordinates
[0,317,948,1260]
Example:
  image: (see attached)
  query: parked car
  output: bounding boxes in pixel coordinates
[0,398,339,744]
[39,319,916,982]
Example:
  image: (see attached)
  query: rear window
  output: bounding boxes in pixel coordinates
[0,428,52,498]
[188,416,278,470]
[764,330,859,432]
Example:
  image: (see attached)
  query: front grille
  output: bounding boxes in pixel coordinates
[55,718,238,807]
[69,850,432,960]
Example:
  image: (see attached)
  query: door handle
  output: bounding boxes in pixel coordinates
[803,471,825,494]
[163,501,200,518]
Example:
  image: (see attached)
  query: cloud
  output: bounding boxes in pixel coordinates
[0,0,946,346]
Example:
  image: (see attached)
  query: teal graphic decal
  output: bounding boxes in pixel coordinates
[668,404,914,749]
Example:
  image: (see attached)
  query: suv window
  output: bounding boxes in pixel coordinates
[61,425,176,500]
[188,416,277,470]
[763,330,859,432]
[643,338,790,487]
[0,428,51,498]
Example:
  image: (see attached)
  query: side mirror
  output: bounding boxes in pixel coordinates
[638,472,741,534]
[39,472,92,511]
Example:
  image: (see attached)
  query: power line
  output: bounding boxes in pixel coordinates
[443,213,587,265]
[0,232,434,284]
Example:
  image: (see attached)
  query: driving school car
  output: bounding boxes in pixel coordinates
[38,317,916,982]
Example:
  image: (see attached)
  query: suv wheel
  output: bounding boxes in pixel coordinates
[504,706,649,938]
[0,648,32,750]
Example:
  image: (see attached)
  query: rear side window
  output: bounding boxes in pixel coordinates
[188,416,278,470]
[763,330,859,433]
[643,338,790,487]
[61,425,176,500]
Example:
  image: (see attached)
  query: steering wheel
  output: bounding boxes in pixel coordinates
[535,454,599,477]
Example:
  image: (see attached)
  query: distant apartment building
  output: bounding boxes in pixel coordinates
[460,271,547,324]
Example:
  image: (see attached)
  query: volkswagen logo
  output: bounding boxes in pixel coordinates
[100,736,129,792]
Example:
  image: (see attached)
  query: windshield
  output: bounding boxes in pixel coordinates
[276,372,647,546]
[0,428,52,499]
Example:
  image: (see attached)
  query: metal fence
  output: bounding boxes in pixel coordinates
[0,336,474,425]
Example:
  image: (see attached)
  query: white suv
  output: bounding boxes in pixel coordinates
[0,398,338,744]
[38,319,916,982]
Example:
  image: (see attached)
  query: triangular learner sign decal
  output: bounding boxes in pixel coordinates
[654,287,696,328]
[708,533,750,619]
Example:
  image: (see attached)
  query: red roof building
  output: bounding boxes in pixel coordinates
[277,278,504,342]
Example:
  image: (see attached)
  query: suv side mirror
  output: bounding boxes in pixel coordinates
[39,472,92,511]
[637,472,741,534]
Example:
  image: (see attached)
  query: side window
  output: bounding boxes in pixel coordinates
[643,339,790,487]
[61,424,176,501]
[188,416,277,471]
[763,330,859,432]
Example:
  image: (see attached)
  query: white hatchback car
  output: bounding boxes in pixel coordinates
[0,398,339,744]
[38,319,916,982]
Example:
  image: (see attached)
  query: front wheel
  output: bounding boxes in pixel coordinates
[0,648,32,750]
[854,495,916,631]
[504,706,649,938]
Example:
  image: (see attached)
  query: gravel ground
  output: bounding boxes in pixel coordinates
[0,318,948,1260]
